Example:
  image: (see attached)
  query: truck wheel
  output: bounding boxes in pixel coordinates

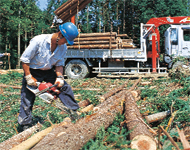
[65,59,90,79]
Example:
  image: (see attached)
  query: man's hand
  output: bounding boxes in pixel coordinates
[55,76,64,87]
[25,74,37,87]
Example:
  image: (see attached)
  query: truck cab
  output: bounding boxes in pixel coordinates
[164,25,190,59]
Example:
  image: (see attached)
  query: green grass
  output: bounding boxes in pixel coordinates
[0,72,189,149]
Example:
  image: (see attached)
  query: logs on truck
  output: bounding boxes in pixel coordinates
[67,32,136,49]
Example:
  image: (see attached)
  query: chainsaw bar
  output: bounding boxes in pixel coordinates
[27,83,80,121]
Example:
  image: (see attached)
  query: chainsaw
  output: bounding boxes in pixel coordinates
[27,82,80,121]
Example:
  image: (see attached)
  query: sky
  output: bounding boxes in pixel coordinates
[38,0,48,10]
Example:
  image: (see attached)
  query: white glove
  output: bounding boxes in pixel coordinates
[55,76,64,87]
[25,74,37,87]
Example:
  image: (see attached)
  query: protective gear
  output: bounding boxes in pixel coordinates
[55,76,64,87]
[59,22,79,45]
[25,74,37,87]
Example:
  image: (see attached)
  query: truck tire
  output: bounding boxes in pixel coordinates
[65,59,90,79]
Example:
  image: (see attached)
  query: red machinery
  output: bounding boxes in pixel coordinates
[145,16,190,72]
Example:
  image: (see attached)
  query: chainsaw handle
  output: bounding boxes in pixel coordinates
[36,83,58,96]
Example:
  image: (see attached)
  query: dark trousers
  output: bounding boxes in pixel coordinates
[18,68,79,125]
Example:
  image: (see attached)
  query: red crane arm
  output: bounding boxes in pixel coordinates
[146,16,190,27]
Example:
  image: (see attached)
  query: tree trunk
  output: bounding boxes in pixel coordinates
[100,80,129,102]
[30,117,72,149]
[124,92,157,150]
[0,123,42,150]
[32,90,126,150]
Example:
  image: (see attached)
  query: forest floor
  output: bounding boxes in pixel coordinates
[0,69,190,150]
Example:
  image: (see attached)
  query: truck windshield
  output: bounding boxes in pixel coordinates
[170,28,178,45]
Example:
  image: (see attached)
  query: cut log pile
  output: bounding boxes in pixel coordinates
[1,78,188,150]
[67,32,136,49]
[54,0,93,23]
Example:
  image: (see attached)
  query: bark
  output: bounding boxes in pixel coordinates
[0,84,21,89]
[100,80,129,102]
[176,126,190,150]
[54,0,72,14]
[32,90,126,150]
[55,0,84,16]
[124,91,157,150]
[67,44,117,49]
[0,123,42,150]
[78,32,117,37]
[74,40,117,45]
[117,34,129,38]
[79,104,94,113]
[11,126,53,150]
[121,44,136,48]
[74,36,115,41]
[58,0,93,23]
[31,118,72,149]
[145,110,171,124]
[78,99,91,108]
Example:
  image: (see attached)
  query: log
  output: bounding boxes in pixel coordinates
[54,0,72,14]
[0,123,42,150]
[55,0,84,16]
[176,126,190,150]
[79,104,94,113]
[74,36,115,41]
[32,79,140,150]
[32,90,126,150]
[59,0,93,23]
[73,40,117,45]
[0,84,21,89]
[67,44,117,49]
[121,45,136,48]
[99,80,129,102]
[124,92,157,150]
[145,110,171,124]
[11,126,53,150]
[117,34,129,38]
[31,117,72,148]
[78,32,117,37]
[78,99,91,108]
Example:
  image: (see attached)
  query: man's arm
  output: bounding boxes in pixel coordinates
[22,62,37,86]
[22,62,31,76]
[55,66,64,87]
[55,66,64,77]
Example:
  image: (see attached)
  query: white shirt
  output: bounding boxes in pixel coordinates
[20,34,67,70]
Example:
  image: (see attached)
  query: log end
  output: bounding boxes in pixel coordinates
[131,135,157,150]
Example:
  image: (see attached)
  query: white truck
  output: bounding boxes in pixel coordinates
[64,16,190,79]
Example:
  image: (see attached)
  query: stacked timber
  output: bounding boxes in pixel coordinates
[68,32,119,49]
[67,32,136,50]
[119,39,137,48]
[54,0,93,23]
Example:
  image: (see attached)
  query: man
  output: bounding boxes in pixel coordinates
[18,22,79,131]
[0,53,10,66]
[50,15,63,32]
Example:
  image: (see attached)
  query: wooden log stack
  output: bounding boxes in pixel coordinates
[54,0,93,23]
[68,32,118,49]
[67,32,136,50]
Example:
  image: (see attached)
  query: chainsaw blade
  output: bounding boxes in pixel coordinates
[39,93,54,104]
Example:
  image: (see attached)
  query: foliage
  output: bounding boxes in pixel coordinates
[0,72,189,150]
[1,0,189,68]
[82,113,132,150]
